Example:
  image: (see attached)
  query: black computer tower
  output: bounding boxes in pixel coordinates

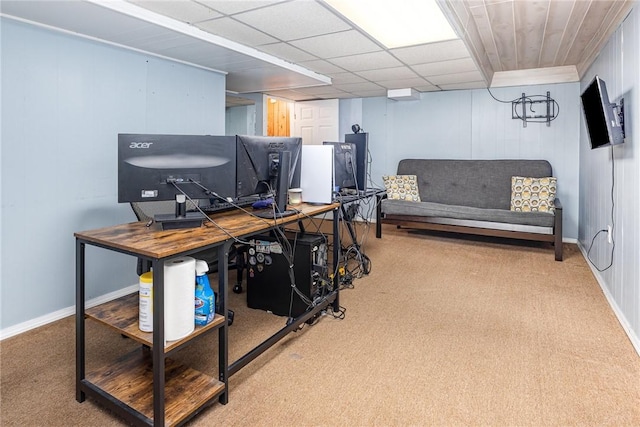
[247,233,328,317]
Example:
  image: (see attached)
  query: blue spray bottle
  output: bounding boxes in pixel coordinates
[194,260,215,326]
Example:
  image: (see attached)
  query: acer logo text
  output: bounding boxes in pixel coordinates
[130,142,154,148]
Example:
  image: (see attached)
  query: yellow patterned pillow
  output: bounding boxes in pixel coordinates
[510,176,557,213]
[382,175,421,202]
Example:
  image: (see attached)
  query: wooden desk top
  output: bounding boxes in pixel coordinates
[74,203,338,259]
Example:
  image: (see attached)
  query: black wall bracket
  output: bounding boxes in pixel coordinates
[512,91,557,127]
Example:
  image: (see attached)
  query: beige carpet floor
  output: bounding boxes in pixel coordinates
[1,224,639,426]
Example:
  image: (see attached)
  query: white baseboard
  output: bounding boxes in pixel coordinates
[577,243,640,358]
[0,284,138,341]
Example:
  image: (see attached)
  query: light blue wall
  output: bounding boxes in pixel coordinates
[225,105,257,136]
[1,19,226,332]
[578,7,640,352]
[341,82,581,238]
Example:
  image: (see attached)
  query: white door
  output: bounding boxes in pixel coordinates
[293,99,340,145]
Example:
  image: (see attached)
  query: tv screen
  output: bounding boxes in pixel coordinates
[235,135,302,198]
[581,75,624,149]
[118,134,237,203]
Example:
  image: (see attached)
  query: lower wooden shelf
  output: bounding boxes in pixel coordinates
[86,292,225,353]
[85,348,224,426]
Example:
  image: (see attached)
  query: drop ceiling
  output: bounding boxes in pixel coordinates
[0,0,634,103]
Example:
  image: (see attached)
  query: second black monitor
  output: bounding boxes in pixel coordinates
[235,135,302,198]
[323,141,357,190]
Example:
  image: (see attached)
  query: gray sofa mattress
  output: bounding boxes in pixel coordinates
[382,199,555,228]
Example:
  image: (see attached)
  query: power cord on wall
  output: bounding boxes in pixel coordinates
[585,148,616,272]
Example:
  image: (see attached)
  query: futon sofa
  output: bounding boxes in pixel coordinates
[375,159,563,261]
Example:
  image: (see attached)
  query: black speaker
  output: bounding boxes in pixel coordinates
[247,233,327,317]
[345,132,368,191]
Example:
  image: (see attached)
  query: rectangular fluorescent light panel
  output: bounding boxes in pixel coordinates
[325,0,458,48]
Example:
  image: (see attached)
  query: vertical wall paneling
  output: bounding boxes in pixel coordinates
[579,6,640,353]
[1,18,226,333]
[362,83,580,239]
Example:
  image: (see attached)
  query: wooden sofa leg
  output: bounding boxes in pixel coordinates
[555,240,563,261]
[554,202,563,261]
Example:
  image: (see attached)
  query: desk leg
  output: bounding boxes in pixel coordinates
[152,261,165,426]
[332,210,340,312]
[75,240,85,403]
[341,204,359,248]
[376,194,383,238]
[218,241,231,404]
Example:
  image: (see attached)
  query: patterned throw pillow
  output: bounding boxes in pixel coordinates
[510,176,557,213]
[382,175,421,202]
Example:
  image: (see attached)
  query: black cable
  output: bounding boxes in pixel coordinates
[169,182,253,244]
[585,147,616,272]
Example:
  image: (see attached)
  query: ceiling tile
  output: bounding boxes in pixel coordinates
[196,17,278,45]
[438,81,487,90]
[297,59,346,74]
[327,72,368,85]
[232,1,351,41]
[328,51,402,72]
[292,85,349,97]
[226,95,255,107]
[332,82,384,93]
[199,0,286,15]
[412,57,478,77]
[226,64,327,93]
[257,42,317,62]
[264,89,317,101]
[391,39,469,65]
[428,70,485,85]
[377,77,430,90]
[128,0,221,24]
[349,89,388,98]
[414,84,440,92]
[291,30,382,59]
[355,67,419,82]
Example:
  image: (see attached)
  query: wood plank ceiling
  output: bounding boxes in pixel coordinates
[443,0,634,87]
[0,0,634,101]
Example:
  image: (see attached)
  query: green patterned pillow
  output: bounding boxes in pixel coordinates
[510,176,557,213]
[382,175,421,202]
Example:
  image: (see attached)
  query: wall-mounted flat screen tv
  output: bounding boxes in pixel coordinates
[580,75,624,149]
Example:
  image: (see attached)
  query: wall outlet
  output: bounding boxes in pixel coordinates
[607,225,613,244]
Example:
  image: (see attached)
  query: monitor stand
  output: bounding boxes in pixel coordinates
[154,212,205,230]
[154,195,204,230]
[253,151,297,220]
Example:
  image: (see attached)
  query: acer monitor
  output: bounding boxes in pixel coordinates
[118,134,237,228]
[323,141,357,191]
[581,75,625,149]
[235,135,302,199]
